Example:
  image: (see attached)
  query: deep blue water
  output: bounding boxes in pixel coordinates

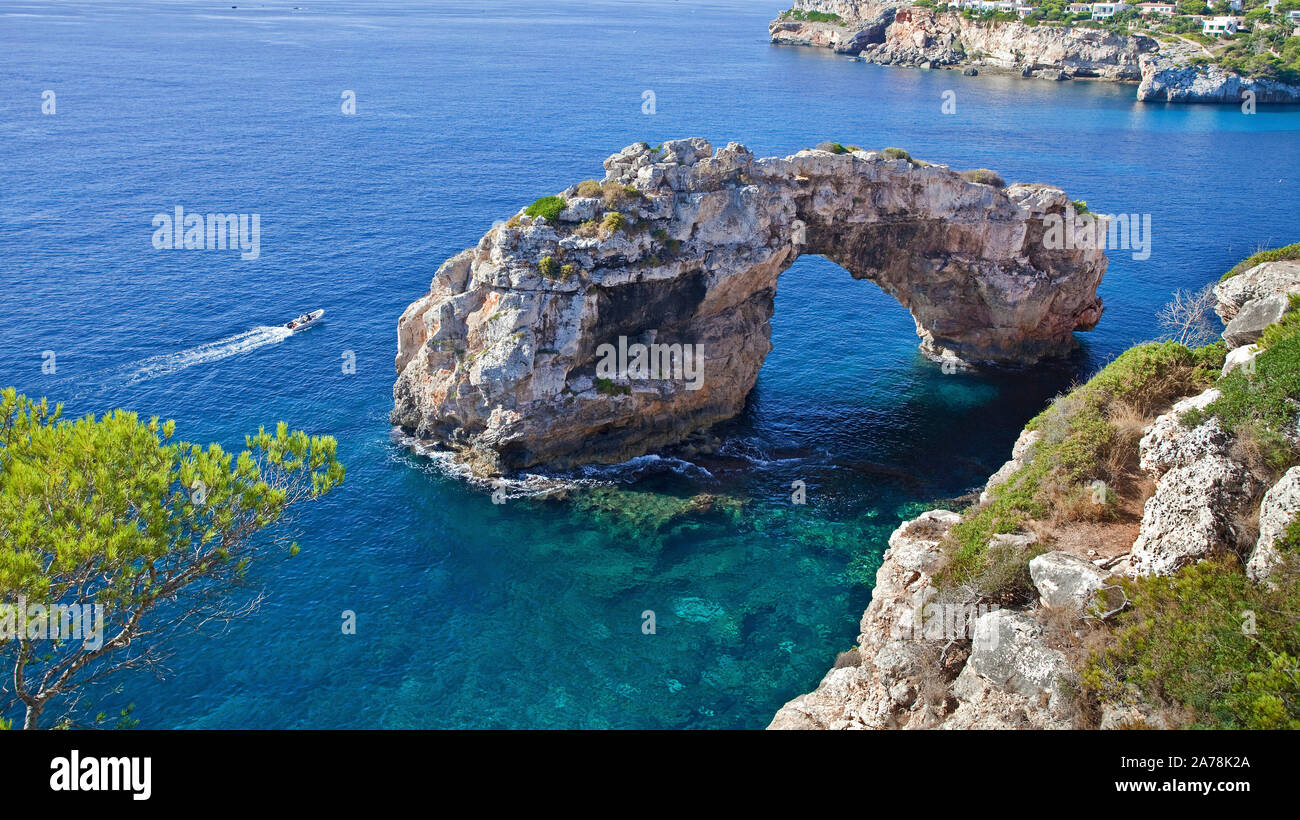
[1,0,1297,728]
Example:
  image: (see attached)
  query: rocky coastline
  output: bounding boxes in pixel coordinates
[771,254,1300,729]
[771,1,1300,104]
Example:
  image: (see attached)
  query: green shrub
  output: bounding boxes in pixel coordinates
[574,179,603,198]
[537,255,559,278]
[601,180,642,209]
[1185,313,1300,474]
[560,264,577,280]
[1220,241,1300,282]
[780,8,844,24]
[594,377,630,396]
[960,168,1006,187]
[601,211,627,233]
[524,195,566,221]
[1083,556,1300,729]
[940,342,1222,588]
[820,141,862,154]
[1072,199,1090,214]
[882,147,912,161]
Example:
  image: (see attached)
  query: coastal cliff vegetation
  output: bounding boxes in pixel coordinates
[774,242,1300,729]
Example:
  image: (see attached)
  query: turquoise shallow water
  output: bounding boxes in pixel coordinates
[1,0,1298,728]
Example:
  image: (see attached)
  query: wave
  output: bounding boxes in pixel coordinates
[390,430,713,497]
[120,326,293,385]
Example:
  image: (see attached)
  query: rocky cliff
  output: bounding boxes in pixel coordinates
[1137,55,1300,104]
[772,1,1300,103]
[772,1,1155,81]
[392,139,1105,477]
[771,255,1300,730]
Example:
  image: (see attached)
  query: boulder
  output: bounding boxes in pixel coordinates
[966,610,1070,699]
[1137,388,1225,478]
[1247,466,1300,585]
[1130,455,1258,576]
[1221,343,1260,377]
[1029,551,1107,610]
[1214,259,1300,323]
[1222,291,1295,349]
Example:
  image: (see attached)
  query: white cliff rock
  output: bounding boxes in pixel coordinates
[1222,344,1260,377]
[1248,466,1300,585]
[1214,260,1300,324]
[1138,56,1300,104]
[769,509,961,729]
[1130,455,1258,577]
[1029,551,1107,611]
[1137,388,1225,478]
[1222,292,1297,349]
[773,2,1154,82]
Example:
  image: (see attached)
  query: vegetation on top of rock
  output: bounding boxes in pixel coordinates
[779,8,845,25]
[939,341,1224,590]
[1258,294,1300,351]
[1083,555,1300,729]
[1184,306,1300,476]
[524,195,566,222]
[1072,199,1090,214]
[959,168,1006,188]
[1220,241,1300,282]
[600,211,627,234]
[818,141,862,154]
[537,255,559,279]
[881,147,912,162]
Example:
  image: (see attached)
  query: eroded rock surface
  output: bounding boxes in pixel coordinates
[393,139,1105,476]
[772,2,1154,82]
[1214,260,1300,324]
[1248,466,1300,585]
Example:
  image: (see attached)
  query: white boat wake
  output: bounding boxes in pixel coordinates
[119,325,293,385]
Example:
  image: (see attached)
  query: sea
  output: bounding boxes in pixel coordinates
[1,0,1297,727]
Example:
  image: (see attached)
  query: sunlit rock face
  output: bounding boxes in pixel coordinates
[392,139,1105,476]
[771,2,1155,81]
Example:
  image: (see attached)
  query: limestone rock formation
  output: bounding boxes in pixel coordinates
[1223,292,1296,349]
[1221,343,1260,377]
[1129,455,1258,577]
[1137,56,1300,104]
[1029,551,1107,611]
[768,509,960,730]
[963,609,1070,701]
[1136,388,1226,478]
[1214,260,1300,325]
[771,2,1154,82]
[1248,466,1300,585]
[392,139,1105,476]
[771,2,1299,104]
[769,506,1074,730]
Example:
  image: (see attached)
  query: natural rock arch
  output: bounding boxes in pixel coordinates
[392,139,1105,476]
